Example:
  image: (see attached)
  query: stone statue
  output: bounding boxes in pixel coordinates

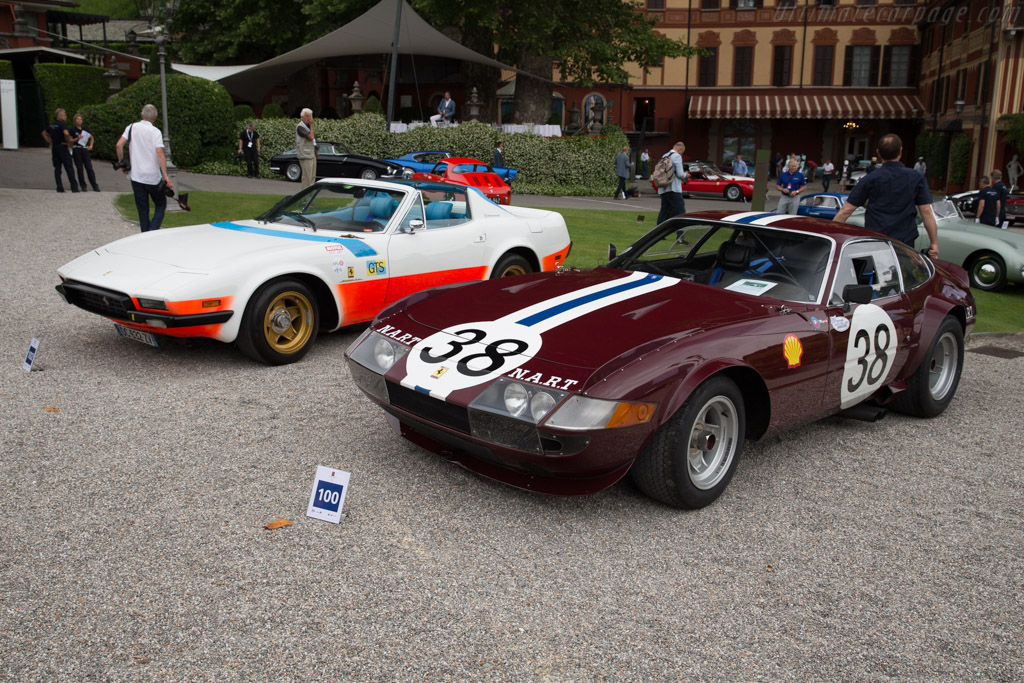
[1007,154,1022,192]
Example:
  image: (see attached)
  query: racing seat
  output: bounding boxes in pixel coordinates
[709,242,752,285]
[425,202,453,221]
[369,196,398,226]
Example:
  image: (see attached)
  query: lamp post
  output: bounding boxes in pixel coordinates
[136,0,180,187]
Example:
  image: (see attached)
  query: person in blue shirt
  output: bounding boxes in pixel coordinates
[775,159,806,214]
[976,176,1001,227]
[832,133,939,258]
[732,154,748,177]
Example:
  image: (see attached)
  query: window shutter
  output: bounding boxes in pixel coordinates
[842,46,853,86]
[730,0,738,7]
[880,45,892,87]
[869,45,881,87]
[908,45,921,85]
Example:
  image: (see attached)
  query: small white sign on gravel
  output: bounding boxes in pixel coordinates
[23,338,40,372]
[306,466,350,524]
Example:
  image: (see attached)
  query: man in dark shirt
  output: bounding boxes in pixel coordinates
[833,133,938,258]
[238,121,261,178]
[991,169,1009,227]
[975,176,1001,227]
[40,108,79,193]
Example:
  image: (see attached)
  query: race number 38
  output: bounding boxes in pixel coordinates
[403,320,542,398]
[840,304,898,409]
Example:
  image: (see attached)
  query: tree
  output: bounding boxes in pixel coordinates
[172,0,311,64]
[999,113,1024,152]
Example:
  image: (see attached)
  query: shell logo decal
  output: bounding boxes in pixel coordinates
[783,334,803,368]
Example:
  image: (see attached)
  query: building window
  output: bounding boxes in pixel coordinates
[856,0,875,5]
[699,47,718,87]
[647,0,665,9]
[976,61,988,103]
[813,45,834,86]
[736,0,757,7]
[773,45,792,86]
[734,46,753,86]
[702,0,720,8]
[887,45,911,87]
[848,46,873,87]
[777,0,796,7]
[816,0,836,5]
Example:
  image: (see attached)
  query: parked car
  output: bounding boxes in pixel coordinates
[270,141,404,182]
[412,157,512,205]
[681,161,755,201]
[346,209,974,508]
[56,179,571,365]
[387,150,519,183]
[794,192,849,219]
[950,189,1024,226]
[846,195,1024,291]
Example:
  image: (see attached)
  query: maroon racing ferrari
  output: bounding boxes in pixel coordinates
[346,210,976,508]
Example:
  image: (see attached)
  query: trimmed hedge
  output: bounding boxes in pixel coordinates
[81,73,234,167]
[261,103,285,119]
[191,112,627,196]
[0,60,12,80]
[234,104,255,121]
[949,133,971,185]
[33,63,110,120]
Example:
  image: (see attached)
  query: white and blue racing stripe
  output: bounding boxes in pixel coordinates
[211,221,378,257]
[721,211,798,226]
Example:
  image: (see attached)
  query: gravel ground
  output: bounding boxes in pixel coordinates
[1,188,1023,681]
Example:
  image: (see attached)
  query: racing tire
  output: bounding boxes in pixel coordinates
[491,254,532,278]
[237,279,319,365]
[359,168,379,180]
[724,184,743,201]
[285,163,301,182]
[891,316,964,418]
[631,376,745,509]
[966,252,1006,291]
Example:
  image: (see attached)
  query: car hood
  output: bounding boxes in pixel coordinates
[401,268,775,370]
[58,220,379,294]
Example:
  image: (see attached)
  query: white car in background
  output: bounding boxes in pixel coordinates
[56,179,572,365]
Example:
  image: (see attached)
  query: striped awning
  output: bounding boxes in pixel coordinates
[688,93,925,119]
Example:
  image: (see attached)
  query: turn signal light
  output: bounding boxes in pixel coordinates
[605,401,657,429]
[201,299,222,308]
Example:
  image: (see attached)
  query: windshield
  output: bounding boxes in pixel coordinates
[259,184,407,233]
[608,220,833,303]
[931,198,959,220]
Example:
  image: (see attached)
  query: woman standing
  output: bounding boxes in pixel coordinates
[70,112,100,192]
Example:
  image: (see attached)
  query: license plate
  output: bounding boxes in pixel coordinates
[114,323,159,347]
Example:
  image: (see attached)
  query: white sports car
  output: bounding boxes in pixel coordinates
[56,179,572,364]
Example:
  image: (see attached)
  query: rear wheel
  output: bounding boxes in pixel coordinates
[891,316,964,418]
[360,168,378,180]
[285,163,301,182]
[491,253,532,278]
[631,376,745,509]
[966,252,1006,291]
[237,279,319,365]
[724,184,743,201]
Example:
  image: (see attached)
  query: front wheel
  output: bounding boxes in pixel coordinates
[285,162,301,182]
[631,376,745,509]
[891,316,964,418]
[360,168,378,180]
[491,253,532,278]
[237,279,319,365]
[966,252,1006,291]
[724,184,743,201]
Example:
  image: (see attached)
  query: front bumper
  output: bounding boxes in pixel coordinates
[56,280,233,330]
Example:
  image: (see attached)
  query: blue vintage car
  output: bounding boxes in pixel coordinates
[387,150,519,183]
[795,192,849,219]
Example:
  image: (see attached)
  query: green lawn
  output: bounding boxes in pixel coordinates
[112,191,1023,333]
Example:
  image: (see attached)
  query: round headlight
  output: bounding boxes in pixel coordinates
[402,167,414,179]
[503,382,529,418]
[530,391,557,422]
[373,336,397,371]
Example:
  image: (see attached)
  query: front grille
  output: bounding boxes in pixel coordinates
[386,381,471,434]
[61,280,135,319]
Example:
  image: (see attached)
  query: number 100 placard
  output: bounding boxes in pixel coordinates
[306,466,351,524]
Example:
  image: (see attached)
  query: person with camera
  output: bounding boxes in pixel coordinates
[41,108,79,193]
[115,104,173,232]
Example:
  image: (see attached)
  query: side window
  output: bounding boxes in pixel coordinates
[399,193,424,232]
[421,189,471,228]
[893,242,933,291]
[830,241,903,304]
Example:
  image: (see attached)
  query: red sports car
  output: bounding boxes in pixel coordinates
[683,161,755,201]
[346,210,975,508]
[412,157,512,205]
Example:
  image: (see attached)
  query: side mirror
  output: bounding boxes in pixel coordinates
[842,284,873,305]
[401,219,424,234]
[607,243,617,261]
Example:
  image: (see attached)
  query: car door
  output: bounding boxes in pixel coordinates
[314,143,342,178]
[821,239,917,411]
[384,189,488,305]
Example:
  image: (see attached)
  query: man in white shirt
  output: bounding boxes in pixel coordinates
[115,103,172,232]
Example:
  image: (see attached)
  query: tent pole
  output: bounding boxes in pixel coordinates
[386,0,402,127]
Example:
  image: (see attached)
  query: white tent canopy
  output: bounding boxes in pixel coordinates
[171,0,517,103]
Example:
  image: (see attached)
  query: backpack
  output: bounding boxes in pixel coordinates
[652,154,677,188]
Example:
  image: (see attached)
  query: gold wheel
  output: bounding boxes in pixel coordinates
[491,254,532,279]
[262,290,315,354]
[500,264,528,277]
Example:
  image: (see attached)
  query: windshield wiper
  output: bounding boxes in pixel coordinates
[283,211,316,230]
[257,196,290,224]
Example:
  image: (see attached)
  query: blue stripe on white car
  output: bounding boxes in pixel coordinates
[400,271,679,400]
[210,221,378,257]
